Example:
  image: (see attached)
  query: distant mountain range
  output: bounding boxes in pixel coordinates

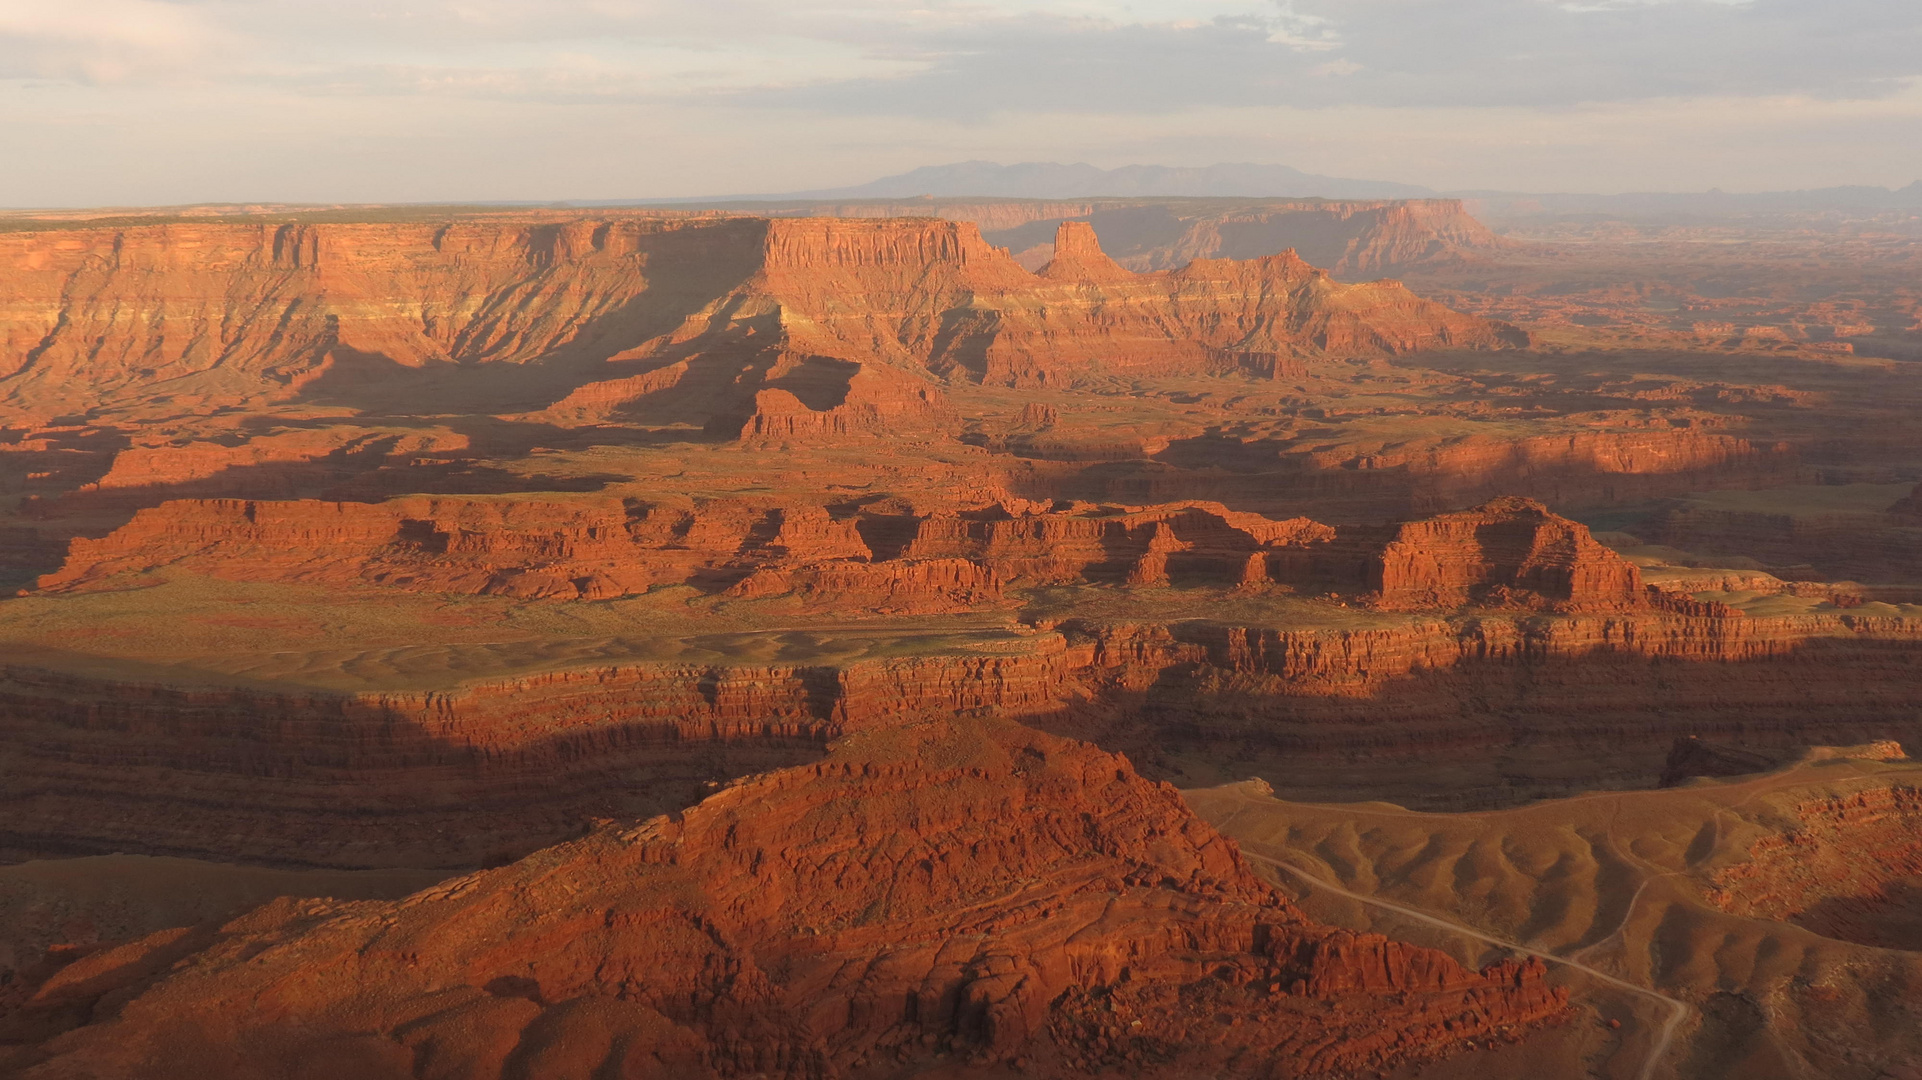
[645,161,1922,220]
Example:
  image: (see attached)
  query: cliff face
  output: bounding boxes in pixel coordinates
[1370,496,1644,611]
[740,197,1512,277]
[950,222,1522,387]
[1097,200,1512,276]
[10,602,1922,865]
[900,500,1335,587]
[39,496,663,601]
[0,639,1084,868]
[20,494,1653,614]
[1057,610,1922,807]
[0,215,1519,427]
[1650,487,1922,584]
[4,718,1566,1080]
[34,495,1338,603]
[0,218,771,422]
[567,217,1520,406]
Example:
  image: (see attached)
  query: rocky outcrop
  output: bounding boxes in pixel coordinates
[1658,735,1782,785]
[0,218,769,423]
[1706,784,1922,950]
[36,496,659,599]
[1049,609,1922,806]
[1036,220,1136,283]
[1369,497,1644,611]
[565,217,1521,405]
[1095,199,1511,277]
[735,196,1512,277]
[1,719,1567,1079]
[1076,610,1922,696]
[952,223,1521,385]
[36,494,894,601]
[718,358,957,444]
[0,214,1520,428]
[16,493,1764,619]
[901,500,1335,587]
[33,494,1339,600]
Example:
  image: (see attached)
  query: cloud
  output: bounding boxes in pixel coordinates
[730,0,1922,115]
[1268,2,1341,50]
[8,0,1915,110]
[1280,0,1922,107]
[0,0,237,82]
[0,0,1919,204]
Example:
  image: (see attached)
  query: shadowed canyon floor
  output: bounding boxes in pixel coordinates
[3,201,1922,1077]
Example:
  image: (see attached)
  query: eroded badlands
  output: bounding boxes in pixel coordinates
[3,199,1922,1078]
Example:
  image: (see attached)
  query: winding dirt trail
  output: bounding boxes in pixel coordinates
[1244,851,1691,1080]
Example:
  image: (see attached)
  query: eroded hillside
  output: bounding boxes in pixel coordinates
[4,203,1922,1078]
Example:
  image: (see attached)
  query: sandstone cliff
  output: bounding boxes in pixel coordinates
[1651,485,1922,583]
[0,637,1083,868]
[1368,496,1644,611]
[0,218,767,422]
[1055,609,1922,807]
[17,493,1681,619]
[10,602,1922,866]
[1094,199,1511,276]
[1,719,1566,1079]
[733,196,1512,276]
[33,494,1339,604]
[0,215,1521,428]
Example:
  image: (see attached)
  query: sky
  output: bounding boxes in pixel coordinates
[2,0,1919,206]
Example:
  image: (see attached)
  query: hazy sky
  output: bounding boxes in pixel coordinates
[2,0,1919,206]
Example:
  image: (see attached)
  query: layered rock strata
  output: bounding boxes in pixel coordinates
[0,641,1078,868]
[1105,198,1512,275]
[36,494,1640,612]
[0,218,762,421]
[32,495,1338,606]
[1,719,1567,1079]
[1367,496,1644,611]
[0,216,1521,429]
[1056,610,1922,806]
[730,196,1511,276]
[1652,487,1922,583]
[10,606,1922,863]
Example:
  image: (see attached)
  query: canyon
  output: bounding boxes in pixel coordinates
[0,214,1517,429]
[3,198,1922,1077]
